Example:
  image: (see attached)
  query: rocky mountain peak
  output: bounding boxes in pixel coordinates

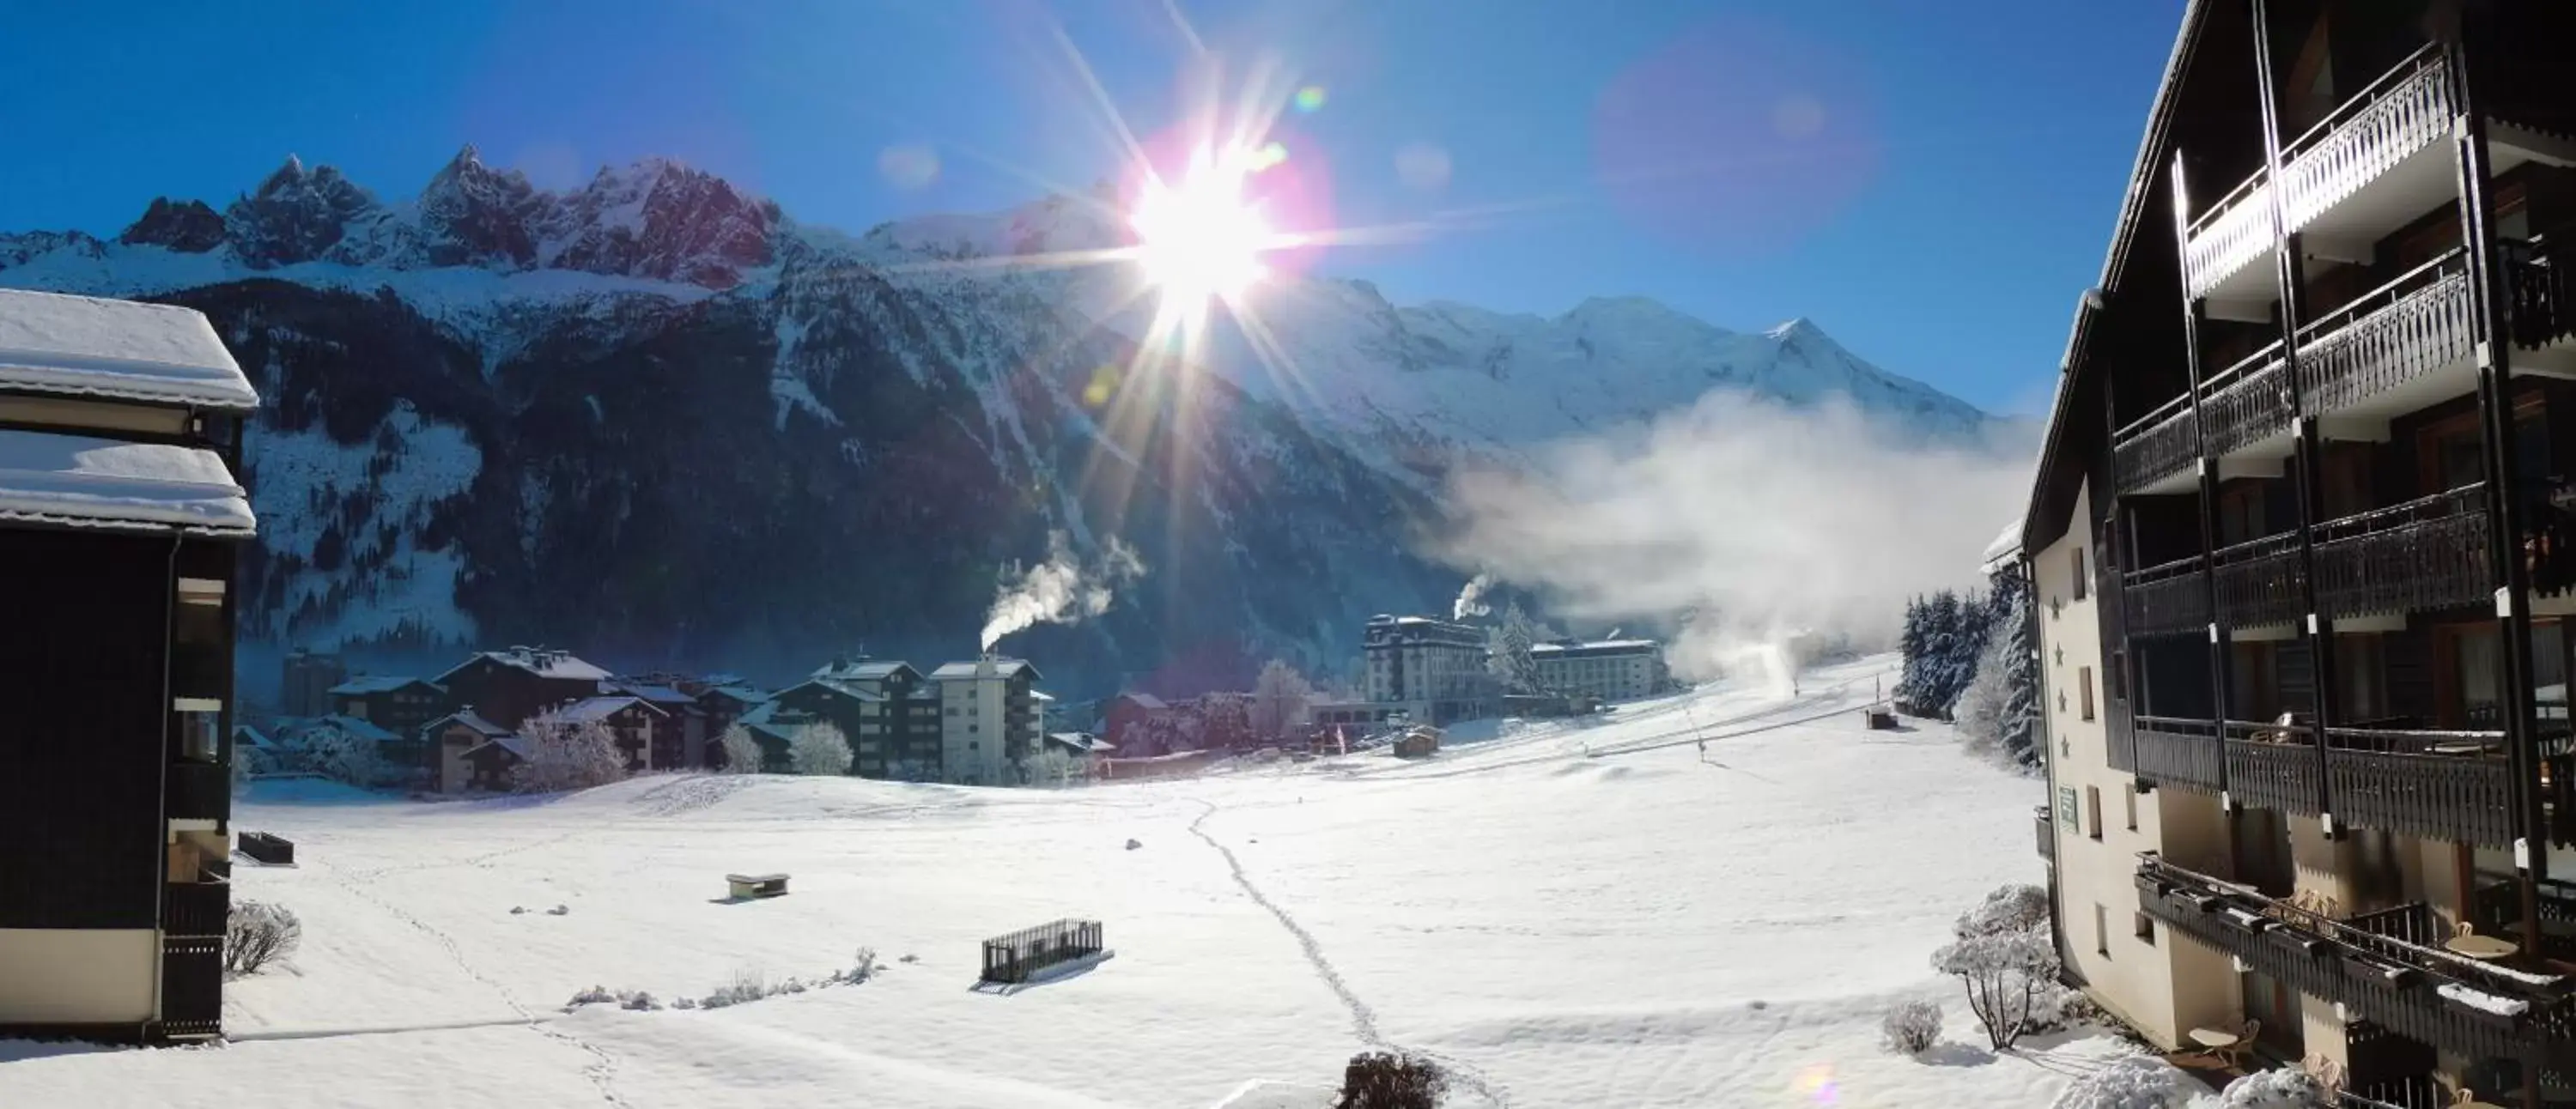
[545,158,773,288]
[227,155,387,268]
[118,197,228,253]
[419,145,547,269]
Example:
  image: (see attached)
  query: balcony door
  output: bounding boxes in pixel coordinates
[2238,968,2306,1060]
[2438,622,2506,730]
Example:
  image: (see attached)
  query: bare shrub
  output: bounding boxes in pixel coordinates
[1880,998,1943,1055]
[1334,1051,1448,1109]
[224,900,302,977]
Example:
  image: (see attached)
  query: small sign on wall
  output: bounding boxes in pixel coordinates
[2058,786,2080,828]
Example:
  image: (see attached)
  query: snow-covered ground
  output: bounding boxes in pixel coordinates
[0,654,2136,1107]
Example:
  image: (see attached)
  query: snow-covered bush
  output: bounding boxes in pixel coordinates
[224,900,302,977]
[1018,747,1080,787]
[2052,1055,2192,1109]
[1251,659,1315,740]
[285,723,389,788]
[700,968,771,1009]
[789,722,853,777]
[2026,979,2104,1033]
[716,724,766,773]
[2208,1068,2324,1108]
[1880,998,1944,1055]
[1933,900,2058,1051]
[1335,1051,1448,1109]
[826,947,878,985]
[511,707,630,793]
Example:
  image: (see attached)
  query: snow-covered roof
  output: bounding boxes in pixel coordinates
[1046,731,1113,753]
[811,658,917,682]
[232,724,276,749]
[779,677,886,704]
[930,658,1039,681]
[699,683,770,705]
[464,733,532,761]
[440,647,612,683]
[425,709,513,738]
[1116,691,1168,710]
[606,681,696,706]
[1981,518,2023,574]
[0,289,259,411]
[301,714,398,744]
[554,695,665,724]
[1530,639,1660,657]
[0,428,253,536]
[329,675,440,696]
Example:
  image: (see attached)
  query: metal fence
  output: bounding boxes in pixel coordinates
[980,918,1103,985]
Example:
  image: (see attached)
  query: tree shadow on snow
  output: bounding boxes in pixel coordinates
[1917,1042,1996,1067]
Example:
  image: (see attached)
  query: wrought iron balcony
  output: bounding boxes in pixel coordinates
[2312,485,2494,620]
[2198,342,2291,458]
[2135,853,2573,1070]
[2184,46,2452,300]
[2297,250,2476,417]
[2123,554,2209,637]
[2135,716,2224,793]
[2325,725,2512,847]
[2113,393,2197,494]
[2223,719,2322,817]
[2212,532,2304,627]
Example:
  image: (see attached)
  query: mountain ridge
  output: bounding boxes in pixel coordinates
[0,151,2004,697]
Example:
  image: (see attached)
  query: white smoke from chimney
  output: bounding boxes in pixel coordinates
[1431,390,2033,682]
[979,530,1146,651]
[1452,573,1496,621]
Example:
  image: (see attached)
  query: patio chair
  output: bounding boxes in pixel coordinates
[2215,1018,2259,1070]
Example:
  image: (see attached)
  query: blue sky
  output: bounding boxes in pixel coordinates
[1,0,2181,413]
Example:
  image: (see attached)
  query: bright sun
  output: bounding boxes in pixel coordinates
[1131,145,1276,310]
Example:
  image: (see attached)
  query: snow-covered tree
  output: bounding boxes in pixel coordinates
[716,724,766,774]
[2052,1056,2193,1109]
[1880,998,1942,1055]
[511,707,629,793]
[1957,882,2050,941]
[1988,561,2042,769]
[1954,632,2014,762]
[1250,660,1315,742]
[789,722,854,776]
[287,721,388,789]
[1934,925,2057,1051]
[1018,746,1081,787]
[1489,602,1543,694]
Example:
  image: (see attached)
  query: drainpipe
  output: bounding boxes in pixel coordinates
[2246,0,2341,833]
[2443,19,2549,985]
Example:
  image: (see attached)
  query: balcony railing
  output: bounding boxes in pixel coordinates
[2113,393,2198,494]
[2136,853,2573,1069]
[2324,726,2512,847]
[2183,46,2451,300]
[163,873,229,938]
[159,935,222,1039]
[2199,342,2292,458]
[2123,554,2210,637]
[2136,716,2225,793]
[166,760,228,822]
[2299,250,2476,416]
[2312,485,2494,619]
[2506,230,2576,350]
[2223,720,2322,817]
[2212,532,2305,627]
[2278,47,2452,231]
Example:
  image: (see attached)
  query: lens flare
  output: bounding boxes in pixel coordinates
[1791,1063,1838,1104]
[1294,85,1327,112]
[1130,143,1280,312]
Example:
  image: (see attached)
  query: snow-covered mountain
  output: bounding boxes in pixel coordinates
[0,149,2001,694]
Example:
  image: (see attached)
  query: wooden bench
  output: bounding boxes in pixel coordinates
[726,873,789,900]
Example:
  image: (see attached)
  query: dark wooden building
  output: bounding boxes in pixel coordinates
[2022,3,2576,1102]
[553,695,667,771]
[0,289,260,1042]
[804,658,941,779]
[434,646,612,731]
[1099,691,1170,755]
[326,675,450,746]
[425,710,516,793]
[605,680,704,770]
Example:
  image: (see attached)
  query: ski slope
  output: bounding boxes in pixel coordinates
[0,655,2133,1107]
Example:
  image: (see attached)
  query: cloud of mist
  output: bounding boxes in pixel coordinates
[980,530,1146,651]
[1432,391,2035,682]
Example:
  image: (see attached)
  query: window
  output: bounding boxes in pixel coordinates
[2079,667,2095,722]
[2085,785,2103,841]
[2123,788,2138,832]
[2135,912,2155,944]
[2095,904,2110,958]
[176,700,222,763]
[946,706,959,716]
[967,741,979,750]
[2108,650,2126,701]
[2071,547,2087,601]
[968,724,979,733]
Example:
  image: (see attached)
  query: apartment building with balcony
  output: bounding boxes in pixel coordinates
[930,657,1043,785]
[2029,2,2576,1102]
[0,289,259,1043]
